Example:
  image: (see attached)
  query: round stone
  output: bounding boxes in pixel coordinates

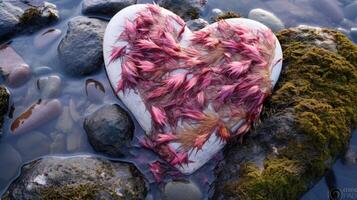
[163,180,202,200]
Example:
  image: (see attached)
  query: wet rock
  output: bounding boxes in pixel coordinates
[16,131,51,160]
[0,1,59,40]
[157,0,206,21]
[344,1,357,21]
[187,18,209,31]
[0,143,22,182]
[34,28,61,49]
[213,27,357,200]
[58,16,107,75]
[19,2,59,30]
[0,2,22,38]
[55,106,74,133]
[211,8,223,17]
[84,104,134,157]
[82,0,137,17]
[0,45,31,88]
[2,156,147,199]
[248,8,284,32]
[0,86,10,136]
[85,79,105,103]
[37,75,62,99]
[50,133,66,154]
[11,99,62,135]
[162,180,202,200]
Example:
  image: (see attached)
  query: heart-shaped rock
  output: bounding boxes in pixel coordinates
[103,4,282,175]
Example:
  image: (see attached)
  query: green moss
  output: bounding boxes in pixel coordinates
[39,184,123,200]
[19,7,42,24]
[222,28,357,199]
[213,11,242,22]
[0,86,9,132]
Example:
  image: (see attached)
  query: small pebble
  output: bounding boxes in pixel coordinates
[34,28,62,49]
[11,99,63,135]
[187,18,209,31]
[55,106,74,133]
[85,79,105,103]
[37,75,62,99]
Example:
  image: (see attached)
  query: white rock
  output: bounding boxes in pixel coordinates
[103,4,283,174]
[248,8,285,32]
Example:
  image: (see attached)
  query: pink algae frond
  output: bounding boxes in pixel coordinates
[147,4,161,15]
[196,91,205,106]
[216,84,237,102]
[193,133,210,150]
[137,61,156,72]
[164,73,187,90]
[125,19,136,35]
[178,108,206,121]
[136,39,161,50]
[169,151,192,166]
[170,15,185,27]
[226,60,252,77]
[155,132,177,144]
[184,76,199,92]
[151,105,168,126]
[149,161,164,182]
[218,123,231,141]
[110,46,126,63]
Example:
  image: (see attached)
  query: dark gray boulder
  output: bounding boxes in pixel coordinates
[58,16,107,75]
[84,104,134,157]
[82,0,137,17]
[2,156,147,199]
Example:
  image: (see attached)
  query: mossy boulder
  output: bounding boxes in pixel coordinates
[213,26,357,200]
[2,156,147,200]
[0,1,58,41]
[0,86,9,136]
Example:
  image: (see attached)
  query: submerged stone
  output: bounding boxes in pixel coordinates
[37,75,62,99]
[213,26,357,200]
[58,16,107,76]
[85,79,105,103]
[82,0,137,17]
[2,156,147,199]
[248,8,285,32]
[11,99,62,135]
[84,104,134,157]
[162,180,202,200]
[0,45,31,88]
[34,28,62,49]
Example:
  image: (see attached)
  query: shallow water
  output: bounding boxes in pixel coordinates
[0,0,356,199]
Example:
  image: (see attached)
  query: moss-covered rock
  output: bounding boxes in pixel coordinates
[213,26,357,200]
[0,86,9,135]
[212,11,242,22]
[2,156,147,200]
